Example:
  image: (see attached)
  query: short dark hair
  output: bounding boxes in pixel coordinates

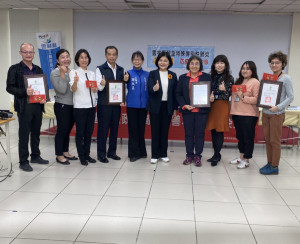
[105,46,118,55]
[235,61,258,85]
[74,49,91,67]
[131,51,144,61]
[155,51,173,69]
[186,55,203,71]
[268,51,288,70]
[55,49,70,67]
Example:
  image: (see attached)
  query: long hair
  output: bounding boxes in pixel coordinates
[235,61,258,85]
[210,54,231,83]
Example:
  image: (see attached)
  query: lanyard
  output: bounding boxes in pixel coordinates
[85,73,94,107]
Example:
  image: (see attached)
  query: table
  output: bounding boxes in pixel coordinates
[0,118,15,169]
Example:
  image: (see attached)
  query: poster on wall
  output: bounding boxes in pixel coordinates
[147,45,214,70]
[36,32,62,89]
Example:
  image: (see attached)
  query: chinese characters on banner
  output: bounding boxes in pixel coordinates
[36,32,62,89]
[147,45,214,70]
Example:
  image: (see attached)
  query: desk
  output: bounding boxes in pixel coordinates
[0,118,15,167]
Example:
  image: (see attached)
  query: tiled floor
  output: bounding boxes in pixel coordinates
[0,119,300,244]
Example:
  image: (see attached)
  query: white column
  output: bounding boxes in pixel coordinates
[0,9,12,110]
[288,13,300,106]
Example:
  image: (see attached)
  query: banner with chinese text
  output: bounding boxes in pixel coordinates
[36,32,62,89]
[147,45,214,70]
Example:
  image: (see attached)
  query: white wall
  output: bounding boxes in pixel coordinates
[39,9,74,69]
[9,9,40,66]
[0,9,12,110]
[289,13,300,106]
[74,12,292,81]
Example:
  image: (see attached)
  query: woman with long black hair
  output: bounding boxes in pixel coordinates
[206,55,234,166]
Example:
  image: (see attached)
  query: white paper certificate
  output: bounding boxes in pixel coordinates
[27,77,46,95]
[109,82,123,103]
[260,83,279,106]
[193,84,208,105]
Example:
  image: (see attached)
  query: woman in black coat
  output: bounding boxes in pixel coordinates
[147,51,178,164]
[176,55,212,167]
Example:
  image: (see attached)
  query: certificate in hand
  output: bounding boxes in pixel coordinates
[106,80,125,105]
[190,81,211,107]
[257,80,283,108]
[24,74,50,103]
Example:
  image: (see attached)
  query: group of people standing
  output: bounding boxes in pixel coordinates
[6,43,294,176]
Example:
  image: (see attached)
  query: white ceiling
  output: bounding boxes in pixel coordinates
[0,0,300,13]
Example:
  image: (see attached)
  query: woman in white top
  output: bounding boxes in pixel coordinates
[69,49,98,165]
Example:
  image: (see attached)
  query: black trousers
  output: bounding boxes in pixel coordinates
[149,102,172,159]
[17,103,43,164]
[182,112,208,158]
[211,130,224,158]
[73,107,95,160]
[97,105,121,158]
[127,107,147,158]
[232,115,258,159]
[54,102,74,156]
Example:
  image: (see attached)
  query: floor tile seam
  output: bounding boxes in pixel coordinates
[222,161,259,244]
[260,163,300,221]
[134,161,159,244]
[1,161,57,203]
[189,163,200,244]
[8,237,74,243]
[142,216,196,223]
[249,223,300,228]
[148,197,194,202]
[281,157,300,175]
[73,159,133,243]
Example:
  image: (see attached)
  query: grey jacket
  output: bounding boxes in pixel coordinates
[50,68,73,105]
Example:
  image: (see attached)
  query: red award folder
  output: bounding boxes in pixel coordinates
[29,94,46,103]
[232,85,247,93]
[262,73,278,81]
[86,80,97,88]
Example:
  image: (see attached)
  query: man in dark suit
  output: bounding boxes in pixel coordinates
[6,43,49,172]
[96,46,124,163]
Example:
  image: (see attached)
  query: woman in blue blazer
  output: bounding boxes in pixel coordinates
[147,51,178,164]
[176,55,212,167]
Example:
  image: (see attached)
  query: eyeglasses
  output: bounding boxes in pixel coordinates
[270,62,281,66]
[190,62,200,67]
[21,51,35,55]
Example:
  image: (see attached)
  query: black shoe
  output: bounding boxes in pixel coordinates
[130,157,140,162]
[56,157,70,165]
[207,154,221,163]
[86,156,96,163]
[107,154,121,160]
[80,159,88,166]
[31,156,49,164]
[19,163,33,172]
[98,157,109,163]
[64,155,78,160]
[211,159,218,167]
[207,157,214,162]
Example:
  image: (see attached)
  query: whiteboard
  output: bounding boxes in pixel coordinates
[74,12,292,80]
